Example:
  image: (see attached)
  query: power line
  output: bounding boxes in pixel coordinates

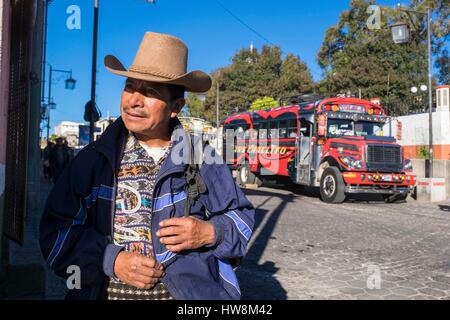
[214,0,323,79]
[215,0,275,46]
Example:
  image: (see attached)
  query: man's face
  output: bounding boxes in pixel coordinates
[120,78,185,136]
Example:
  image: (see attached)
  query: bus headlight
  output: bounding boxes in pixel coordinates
[339,156,364,169]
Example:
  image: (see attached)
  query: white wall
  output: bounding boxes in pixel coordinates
[384,109,450,147]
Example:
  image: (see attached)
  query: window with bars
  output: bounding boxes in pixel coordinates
[3,0,33,245]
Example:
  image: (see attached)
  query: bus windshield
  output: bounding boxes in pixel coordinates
[327,119,384,137]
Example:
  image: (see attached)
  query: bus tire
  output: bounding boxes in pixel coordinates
[237,162,257,186]
[320,167,346,203]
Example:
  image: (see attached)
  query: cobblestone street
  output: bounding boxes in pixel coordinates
[15,176,450,300]
[238,185,450,300]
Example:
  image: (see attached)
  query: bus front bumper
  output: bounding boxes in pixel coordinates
[342,172,416,194]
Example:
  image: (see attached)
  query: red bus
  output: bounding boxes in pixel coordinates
[223,96,416,203]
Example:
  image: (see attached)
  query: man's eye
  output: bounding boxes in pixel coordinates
[146,88,160,97]
[124,84,135,92]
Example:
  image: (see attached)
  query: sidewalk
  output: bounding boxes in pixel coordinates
[7,169,67,299]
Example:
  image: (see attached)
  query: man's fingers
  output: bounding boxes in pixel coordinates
[160,235,184,245]
[159,217,185,227]
[134,264,156,277]
[132,273,156,285]
[139,267,164,279]
[138,255,157,268]
[157,226,183,238]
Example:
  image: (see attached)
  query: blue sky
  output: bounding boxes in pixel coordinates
[46,0,403,133]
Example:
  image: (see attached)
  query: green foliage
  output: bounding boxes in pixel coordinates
[418,146,430,159]
[317,0,448,116]
[249,96,279,111]
[183,93,205,118]
[201,45,314,123]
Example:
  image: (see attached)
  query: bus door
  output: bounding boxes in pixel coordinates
[297,119,313,185]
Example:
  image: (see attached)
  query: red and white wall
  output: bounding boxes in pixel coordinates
[384,85,450,160]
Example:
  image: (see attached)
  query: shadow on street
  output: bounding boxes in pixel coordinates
[238,187,295,300]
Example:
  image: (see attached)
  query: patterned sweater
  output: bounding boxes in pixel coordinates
[106,131,174,300]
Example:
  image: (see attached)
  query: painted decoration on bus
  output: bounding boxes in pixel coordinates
[338,104,366,113]
[234,145,292,155]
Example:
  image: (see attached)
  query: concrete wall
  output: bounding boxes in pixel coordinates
[383,86,450,160]
[412,159,450,200]
[384,109,450,160]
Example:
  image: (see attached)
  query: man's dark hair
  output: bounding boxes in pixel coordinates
[168,84,185,102]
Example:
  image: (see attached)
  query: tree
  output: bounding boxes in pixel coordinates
[249,96,279,111]
[317,0,447,116]
[183,93,205,118]
[201,45,314,123]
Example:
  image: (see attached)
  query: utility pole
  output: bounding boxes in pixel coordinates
[89,0,99,142]
[390,5,434,177]
[41,0,51,143]
[47,65,52,143]
[216,81,220,130]
[426,7,433,178]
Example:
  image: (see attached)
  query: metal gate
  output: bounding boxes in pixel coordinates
[3,0,33,244]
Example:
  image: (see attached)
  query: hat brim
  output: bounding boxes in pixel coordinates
[104,55,212,93]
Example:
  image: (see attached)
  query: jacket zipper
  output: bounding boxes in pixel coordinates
[109,163,117,239]
[150,166,186,259]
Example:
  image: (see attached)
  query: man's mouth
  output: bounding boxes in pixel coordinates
[124,111,146,118]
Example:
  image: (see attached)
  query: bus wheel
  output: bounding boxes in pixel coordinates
[320,167,346,203]
[237,162,257,186]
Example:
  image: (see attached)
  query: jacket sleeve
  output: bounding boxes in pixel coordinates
[39,152,121,286]
[197,152,255,261]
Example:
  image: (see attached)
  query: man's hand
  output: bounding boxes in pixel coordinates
[113,251,165,289]
[156,217,215,253]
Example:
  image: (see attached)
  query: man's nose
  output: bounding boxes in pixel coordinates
[127,91,144,108]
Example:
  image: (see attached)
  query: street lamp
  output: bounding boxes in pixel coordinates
[44,64,76,143]
[390,22,410,44]
[390,5,434,177]
[410,84,428,113]
[65,77,77,90]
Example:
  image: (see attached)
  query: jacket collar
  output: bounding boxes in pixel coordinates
[94,116,190,175]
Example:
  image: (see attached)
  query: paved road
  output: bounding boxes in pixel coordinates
[237,184,450,300]
[22,175,450,300]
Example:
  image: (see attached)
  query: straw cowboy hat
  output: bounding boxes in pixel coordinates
[104,32,212,93]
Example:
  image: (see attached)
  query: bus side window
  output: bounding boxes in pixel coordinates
[279,120,288,138]
[225,125,235,138]
[300,119,311,137]
[287,119,297,138]
[252,124,260,139]
[259,122,268,139]
[269,121,278,139]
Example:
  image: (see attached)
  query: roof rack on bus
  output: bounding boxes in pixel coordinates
[278,94,322,107]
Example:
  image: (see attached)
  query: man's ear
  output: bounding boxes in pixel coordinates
[170,97,186,118]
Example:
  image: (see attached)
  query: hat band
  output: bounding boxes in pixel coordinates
[128,66,183,80]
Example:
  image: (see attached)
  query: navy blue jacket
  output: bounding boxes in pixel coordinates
[39,117,255,300]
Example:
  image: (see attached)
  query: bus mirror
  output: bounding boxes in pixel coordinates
[318,114,326,136]
[300,127,307,132]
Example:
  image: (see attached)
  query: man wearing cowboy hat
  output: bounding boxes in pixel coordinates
[40,32,255,300]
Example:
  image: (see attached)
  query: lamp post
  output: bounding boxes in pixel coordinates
[410,84,428,112]
[45,65,76,143]
[390,6,433,177]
